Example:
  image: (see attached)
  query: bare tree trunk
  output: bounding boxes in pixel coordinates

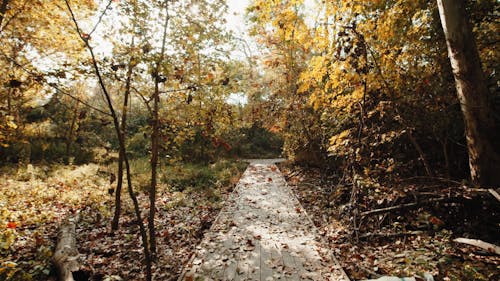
[0,0,9,29]
[149,0,170,258]
[437,0,500,186]
[408,130,433,177]
[64,2,152,280]
[112,42,135,231]
[442,138,450,178]
[65,100,80,164]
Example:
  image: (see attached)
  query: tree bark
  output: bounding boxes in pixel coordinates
[437,0,500,186]
[112,41,135,231]
[52,216,80,281]
[65,100,80,164]
[149,0,170,258]
[0,0,9,30]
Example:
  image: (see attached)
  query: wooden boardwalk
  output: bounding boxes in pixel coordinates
[179,160,349,281]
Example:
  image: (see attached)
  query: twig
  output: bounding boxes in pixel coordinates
[453,238,500,255]
[402,176,462,185]
[52,86,111,116]
[88,0,114,37]
[488,189,500,202]
[408,130,433,177]
[359,231,423,240]
[360,197,452,217]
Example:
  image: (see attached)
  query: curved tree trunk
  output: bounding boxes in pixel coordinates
[437,0,500,186]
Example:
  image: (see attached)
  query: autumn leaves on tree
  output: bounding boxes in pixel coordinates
[246,0,499,186]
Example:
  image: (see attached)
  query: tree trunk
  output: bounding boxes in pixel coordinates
[112,44,135,231]
[0,0,9,30]
[65,101,80,164]
[149,1,170,258]
[437,0,500,186]
[64,2,152,280]
[408,130,433,177]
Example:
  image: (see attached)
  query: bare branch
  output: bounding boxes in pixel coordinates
[88,0,114,37]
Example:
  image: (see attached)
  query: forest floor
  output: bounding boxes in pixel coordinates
[0,159,248,281]
[1,159,498,281]
[280,162,500,281]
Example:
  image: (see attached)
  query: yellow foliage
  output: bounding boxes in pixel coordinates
[328,129,352,152]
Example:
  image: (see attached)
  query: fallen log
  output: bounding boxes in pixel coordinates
[453,237,500,255]
[360,197,451,217]
[52,215,80,281]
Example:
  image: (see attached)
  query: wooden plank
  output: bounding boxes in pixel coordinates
[281,249,300,280]
[246,238,261,280]
[270,242,287,281]
[260,240,275,281]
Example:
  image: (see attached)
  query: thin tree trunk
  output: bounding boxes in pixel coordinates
[437,0,500,186]
[408,130,433,177]
[442,138,450,178]
[112,40,135,231]
[64,2,152,280]
[7,88,12,115]
[0,0,9,29]
[149,0,170,258]
[65,100,80,164]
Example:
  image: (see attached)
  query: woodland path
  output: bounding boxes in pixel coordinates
[179,159,349,281]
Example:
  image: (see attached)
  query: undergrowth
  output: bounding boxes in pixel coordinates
[0,158,247,281]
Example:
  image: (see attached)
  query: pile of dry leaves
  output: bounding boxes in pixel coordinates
[280,163,499,281]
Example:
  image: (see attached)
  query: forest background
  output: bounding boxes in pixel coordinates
[0,0,498,280]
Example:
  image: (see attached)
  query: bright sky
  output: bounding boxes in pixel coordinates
[226,0,256,61]
[226,0,250,35]
[226,0,252,105]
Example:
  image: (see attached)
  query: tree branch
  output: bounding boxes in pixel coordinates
[0,50,111,116]
[88,0,114,37]
[360,197,455,217]
[454,238,500,255]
